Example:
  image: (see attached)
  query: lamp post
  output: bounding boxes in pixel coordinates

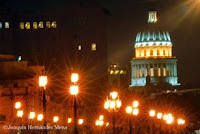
[39,75,47,134]
[70,73,79,134]
[125,100,139,134]
[104,91,122,134]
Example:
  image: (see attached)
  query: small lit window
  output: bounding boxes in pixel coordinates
[150,68,154,77]
[0,22,2,29]
[19,22,24,29]
[78,45,81,50]
[46,21,51,28]
[158,68,161,76]
[25,22,30,29]
[39,22,44,28]
[91,43,96,51]
[5,22,9,28]
[52,21,57,28]
[33,22,37,29]
[120,70,124,74]
[163,68,166,76]
[110,70,114,74]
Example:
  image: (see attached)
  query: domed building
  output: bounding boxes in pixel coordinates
[130,11,180,87]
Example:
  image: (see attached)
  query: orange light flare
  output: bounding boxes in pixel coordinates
[149,110,156,117]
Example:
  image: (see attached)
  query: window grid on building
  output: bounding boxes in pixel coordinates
[39,22,44,28]
[52,21,57,28]
[19,22,24,29]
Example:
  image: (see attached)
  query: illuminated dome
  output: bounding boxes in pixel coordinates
[135,11,172,47]
[135,24,172,47]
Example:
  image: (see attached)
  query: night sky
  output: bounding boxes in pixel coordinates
[3,0,200,88]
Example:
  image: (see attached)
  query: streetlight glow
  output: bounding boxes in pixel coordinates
[17,110,23,118]
[39,76,47,88]
[53,116,59,123]
[15,102,22,109]
[99,120,104,126]
[37,114,43,121]
[71,73,79,83]
[149,110,156,117]
[177,118,185,125]
[99,115,104,120]
[133,101,139,108]
[95,120,100,126]
[68,118,72,123]
[29,112,36,119]
[133,108,139,116]
[106,122,109,127]
[157,113,162,119]
[70,85,79,95]
[110,91,118,100]
[126,106,132,114]
[78,119,83,125]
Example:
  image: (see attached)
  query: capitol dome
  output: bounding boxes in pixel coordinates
[135,11,172,47]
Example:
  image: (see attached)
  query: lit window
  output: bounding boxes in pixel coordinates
[39,22,44,28]
[19,22,24,29]
[25,22,30,29]
[157,50,160,56]
[110,70,114,74]
[150,50,153,56]
[52,21,57,28]
[0,22,2,29]
[91,43,96,51]
[163,68,166,76]
[158,68,161,76]
[33,22,37,29]
[78,45,81,50]
[46,21,51,28]
[5,22,9,28]
[120,70,124,74]
[150,68,154,77]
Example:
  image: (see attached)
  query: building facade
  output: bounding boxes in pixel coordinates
[130,11,180,87]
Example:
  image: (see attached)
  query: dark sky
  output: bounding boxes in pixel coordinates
[3,0,200,87]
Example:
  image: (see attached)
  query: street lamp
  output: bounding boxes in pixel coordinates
[78,119,83,125]
[17,110,23,118]
[70,73,79,134]
[157,113,163,119]
[126,103,139,134]
[177,118,185,125]
[53,116,59,123]
[149,110,156,117]
[104,91,122,134]
[15,102,21,109]
[68,118,72,123]
[37,114,43,121]
[29,112,36,119]
[39,75,48,134]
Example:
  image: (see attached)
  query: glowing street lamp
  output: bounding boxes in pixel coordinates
[39,76,47,88]
[104,91,122,134]
[39,75,47,134]
[177,118,185,125]
[165,114,174,124]
[15,102,21,109]
[133,108,139,116]
[149,110,156,117]
[37,114,44,121]
[78,119,83,125]
[133,101,139,108]
[71,73,79,83]
[70,85,79,95]
[99,115,104,121]
[29,112,36,119]
[68,118,72,123]
[17,110,23,118]
[126,106,132,114]
[157,113,163,119]
[95,120,100,126]
[53,116,59,123]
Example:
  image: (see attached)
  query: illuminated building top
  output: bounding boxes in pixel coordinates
[135,11,172,48]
